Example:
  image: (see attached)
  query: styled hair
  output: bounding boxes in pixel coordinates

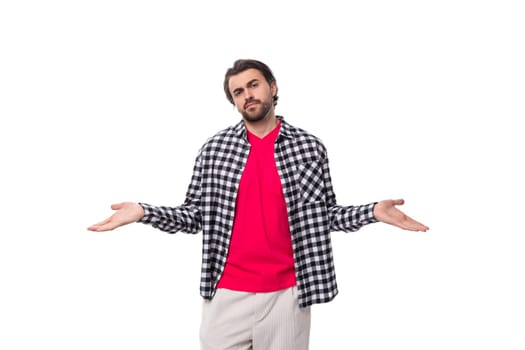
[223,59,279,106]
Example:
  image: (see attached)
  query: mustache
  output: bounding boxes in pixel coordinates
[244,99,261,109]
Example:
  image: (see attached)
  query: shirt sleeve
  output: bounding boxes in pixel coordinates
[321,148,378,232]
[137,153,203,234]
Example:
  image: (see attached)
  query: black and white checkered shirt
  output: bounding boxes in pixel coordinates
[139,117,377,307]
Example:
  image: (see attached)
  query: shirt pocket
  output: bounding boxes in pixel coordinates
[293,161,325,202]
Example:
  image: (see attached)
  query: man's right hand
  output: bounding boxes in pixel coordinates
[87,202,145,232]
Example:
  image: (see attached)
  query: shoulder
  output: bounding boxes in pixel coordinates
[282,119,328,157]
[198,120,245,154]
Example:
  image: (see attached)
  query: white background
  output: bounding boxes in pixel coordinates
[1,0,524,349]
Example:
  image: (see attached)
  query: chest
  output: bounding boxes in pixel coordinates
[201,137,325,204]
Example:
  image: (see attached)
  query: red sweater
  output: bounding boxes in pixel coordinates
[217,122,296,292]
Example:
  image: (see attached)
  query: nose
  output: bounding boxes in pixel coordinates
[244,89,254,101]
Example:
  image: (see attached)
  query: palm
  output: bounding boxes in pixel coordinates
[373,199,428,232]
[88,202,144,232]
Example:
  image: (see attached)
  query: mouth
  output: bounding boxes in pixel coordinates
[244,101,259,110]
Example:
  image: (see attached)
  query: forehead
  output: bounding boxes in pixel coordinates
[228,68,265,91]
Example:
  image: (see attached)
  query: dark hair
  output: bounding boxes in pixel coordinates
[223,59,279,106]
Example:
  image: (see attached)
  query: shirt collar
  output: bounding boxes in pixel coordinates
[233,115,294,141]
[276,116,294,140]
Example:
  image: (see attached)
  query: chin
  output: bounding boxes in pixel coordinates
[242,113,266,123]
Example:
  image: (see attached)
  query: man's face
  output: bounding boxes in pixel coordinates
[228,68,277,123]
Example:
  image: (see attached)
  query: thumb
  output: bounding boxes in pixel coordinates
[111,202,125,210]
[392,198,405,206]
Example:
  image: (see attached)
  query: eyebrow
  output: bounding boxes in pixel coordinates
[232,79,260,95]
[246,78,259,87]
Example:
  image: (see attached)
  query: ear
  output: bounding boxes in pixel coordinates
[271,81,278,98]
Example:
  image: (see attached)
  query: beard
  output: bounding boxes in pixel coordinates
[241,99,273,123]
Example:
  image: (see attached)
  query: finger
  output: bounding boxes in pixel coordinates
[405,223,428,232]
[111,202,124,210]
[87,221,118,232]
[88,217,111,228]
[88,225,112,232]
[403,216,429,232]
[392,198,405,206]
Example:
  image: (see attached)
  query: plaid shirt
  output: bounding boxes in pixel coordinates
[139,117,377,307]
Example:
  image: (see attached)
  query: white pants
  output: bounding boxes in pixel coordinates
[200,287,311,350]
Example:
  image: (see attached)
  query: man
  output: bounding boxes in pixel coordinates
[88,59,429,350]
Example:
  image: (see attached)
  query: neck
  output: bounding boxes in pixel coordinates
[244,114,278,138]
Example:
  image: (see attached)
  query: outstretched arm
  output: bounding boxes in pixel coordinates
[321,146,427,233]
[373,199,429,232]
[88,151,204,234]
